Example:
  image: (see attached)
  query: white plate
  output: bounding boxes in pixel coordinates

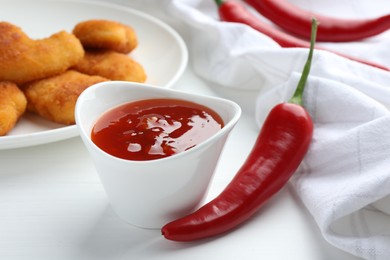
[0,0,188,150]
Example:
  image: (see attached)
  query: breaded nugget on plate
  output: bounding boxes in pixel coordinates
[73,50,147,83]
[73,19,137,54]
[0,81,27,136]
[23,70,108,125]
[0,22,84,85]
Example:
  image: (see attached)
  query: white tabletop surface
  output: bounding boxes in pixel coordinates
[0,1,362,259]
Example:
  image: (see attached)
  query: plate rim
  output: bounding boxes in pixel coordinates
[0,0,188,150]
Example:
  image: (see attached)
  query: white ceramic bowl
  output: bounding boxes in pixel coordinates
[75,81,241,228]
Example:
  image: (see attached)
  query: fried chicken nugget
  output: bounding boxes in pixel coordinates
[73,19,137,54]
[0,81,27,136]
[0,22,84,85]
[23,70,108,125]
[73,50,147,83]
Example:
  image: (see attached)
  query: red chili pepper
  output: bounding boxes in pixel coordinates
[244,0,390,42]
[161,18,317,242]
[215,0,389,71]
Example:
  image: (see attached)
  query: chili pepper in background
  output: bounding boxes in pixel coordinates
[214,0,390,71]
[244,0,390,42]
[161,18,317,242]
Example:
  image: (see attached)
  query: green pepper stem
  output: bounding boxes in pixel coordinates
[215,0,224,7]
[289,18,318,106]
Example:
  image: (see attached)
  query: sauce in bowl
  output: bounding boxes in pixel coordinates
[91,98,224,161]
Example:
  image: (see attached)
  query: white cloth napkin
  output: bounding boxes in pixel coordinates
[127,0,390,258]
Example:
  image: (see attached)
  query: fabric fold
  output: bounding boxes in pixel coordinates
[256,72,390,259]
[128,0,390,258]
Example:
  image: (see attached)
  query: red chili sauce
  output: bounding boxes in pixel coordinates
[91,98,224,161]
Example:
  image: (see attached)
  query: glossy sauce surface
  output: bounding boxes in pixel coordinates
[91,98,224,161]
